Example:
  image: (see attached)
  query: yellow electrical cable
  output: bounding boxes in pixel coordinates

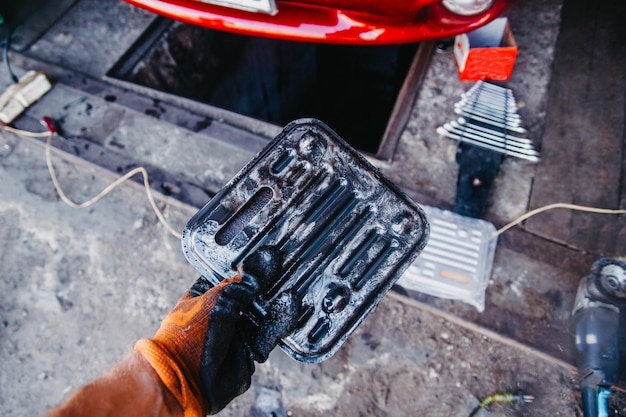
[494,203,626,237]
[2,124,51,137]
[2,124,183,239]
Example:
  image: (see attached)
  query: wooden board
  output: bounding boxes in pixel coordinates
[526,0,626,256]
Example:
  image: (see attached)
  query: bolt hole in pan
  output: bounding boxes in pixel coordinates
[182,119,429,363]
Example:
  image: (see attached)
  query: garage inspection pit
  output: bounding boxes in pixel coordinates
[108,18,433,159]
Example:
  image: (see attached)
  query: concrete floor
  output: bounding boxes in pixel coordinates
[1,0,625,416]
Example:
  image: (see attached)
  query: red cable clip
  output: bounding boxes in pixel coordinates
[41,116,58,134]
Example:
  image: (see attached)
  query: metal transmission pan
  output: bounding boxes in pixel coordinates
[182,119,429,362]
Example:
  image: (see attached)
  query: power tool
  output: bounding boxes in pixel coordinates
[572,258,626,417]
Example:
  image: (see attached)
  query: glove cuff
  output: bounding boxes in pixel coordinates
[135,338,206,417]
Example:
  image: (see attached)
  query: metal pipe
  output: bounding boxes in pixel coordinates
[436,127,539,162]
[450,120,533,147]
[441,123,539,156]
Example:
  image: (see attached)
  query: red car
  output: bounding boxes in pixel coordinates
[124,0,513,45]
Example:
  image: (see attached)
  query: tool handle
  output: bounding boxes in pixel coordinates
[580,386,611,417]
[574,305,620,417]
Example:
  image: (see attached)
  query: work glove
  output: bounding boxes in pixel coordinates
[135,246,299,417]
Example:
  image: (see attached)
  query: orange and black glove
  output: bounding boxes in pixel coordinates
[135,246,299,417]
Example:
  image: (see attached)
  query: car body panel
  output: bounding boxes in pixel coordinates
[124,0,513,44]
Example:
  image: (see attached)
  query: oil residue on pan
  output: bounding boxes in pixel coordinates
[182,118,429,363]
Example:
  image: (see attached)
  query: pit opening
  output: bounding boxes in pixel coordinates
[110,19,431,157]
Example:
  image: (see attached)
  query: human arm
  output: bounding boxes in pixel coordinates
[44,246,297,417]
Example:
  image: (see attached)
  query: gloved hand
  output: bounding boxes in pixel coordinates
[135,246,299,417]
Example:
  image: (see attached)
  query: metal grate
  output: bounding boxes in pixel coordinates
[437,81,539,163]
[397,205,497,312]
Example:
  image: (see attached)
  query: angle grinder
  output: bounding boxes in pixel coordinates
[573,258,626,417]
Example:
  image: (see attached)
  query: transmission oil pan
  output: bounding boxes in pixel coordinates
[182,119,429,362]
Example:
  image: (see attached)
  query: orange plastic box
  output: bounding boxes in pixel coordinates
[453,17,517,82]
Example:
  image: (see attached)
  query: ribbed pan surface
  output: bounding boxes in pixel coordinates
[183,119,429,362]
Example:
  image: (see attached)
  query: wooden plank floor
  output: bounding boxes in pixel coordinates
[526,0,626,255]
